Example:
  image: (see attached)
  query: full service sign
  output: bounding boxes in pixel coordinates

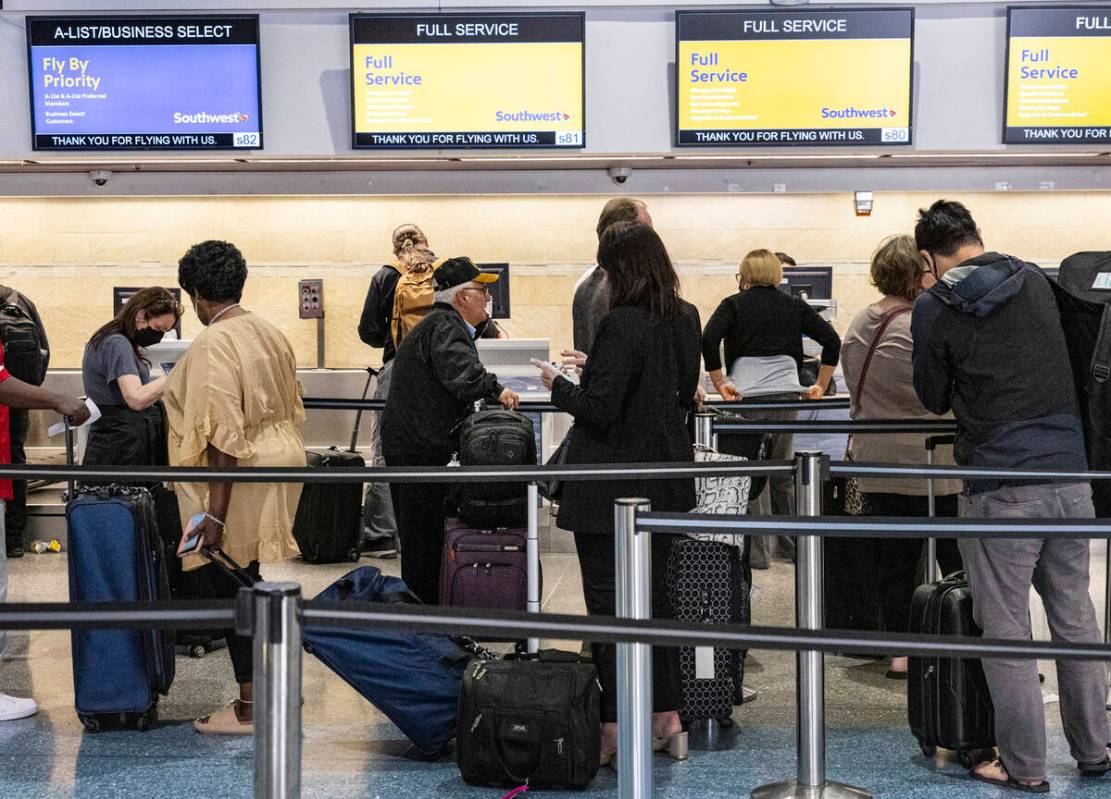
[27,16,262,151]
[1005,7,1111,144]
[676,9,914,147]
[350,13,584,149]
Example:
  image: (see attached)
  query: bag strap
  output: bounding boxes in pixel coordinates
[852,306,911,416]
[1090,305,1111,387]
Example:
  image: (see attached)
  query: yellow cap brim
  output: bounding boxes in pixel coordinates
[474,272,499,283]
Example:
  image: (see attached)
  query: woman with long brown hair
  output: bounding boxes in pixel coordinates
[536,220,701,766]
[81,286,182,473]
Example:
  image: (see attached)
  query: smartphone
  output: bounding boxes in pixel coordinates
[177,512,207,557]
[529,357,560,374]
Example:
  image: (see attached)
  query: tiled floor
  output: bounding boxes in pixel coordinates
[1,541,1109,798]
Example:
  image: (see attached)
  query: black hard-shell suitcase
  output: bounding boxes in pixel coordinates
[292,447,364,563]
[456,410,536,528]
[67,485,174,732]
[907,572,996,767]
[668,538,750,720]
[154,487,226,658]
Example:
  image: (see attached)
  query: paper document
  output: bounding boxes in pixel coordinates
[48,398,100,437]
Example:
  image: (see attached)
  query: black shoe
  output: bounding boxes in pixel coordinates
[1078,754,1111,777]
[6,542,23,558]
[359,534,398,559]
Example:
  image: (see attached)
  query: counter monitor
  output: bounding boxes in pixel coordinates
[1005,6,1111,144]
[350,13,584,149]
[26,15,262,152]
[676,8,914,148]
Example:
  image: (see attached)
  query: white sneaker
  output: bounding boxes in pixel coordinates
[0,692,37,721]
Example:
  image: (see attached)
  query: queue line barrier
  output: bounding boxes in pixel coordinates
[2,435,1111,797]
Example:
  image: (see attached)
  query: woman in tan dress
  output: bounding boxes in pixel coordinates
[164,240,305,735]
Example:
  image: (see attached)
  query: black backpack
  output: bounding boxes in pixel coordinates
[0,300,47,385]
[455,409,536,528]
[1050,254,1111,516]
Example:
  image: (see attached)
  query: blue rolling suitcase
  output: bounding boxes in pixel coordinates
[67,486,175,732]
[303,566,477,757]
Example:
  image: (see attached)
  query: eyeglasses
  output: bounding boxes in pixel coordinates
[461,286,492,296]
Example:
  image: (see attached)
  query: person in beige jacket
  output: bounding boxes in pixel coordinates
[841,235,963,678]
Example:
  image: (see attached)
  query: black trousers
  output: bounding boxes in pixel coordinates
[389,482,448,606]
[6,408,29,539]
[574,530,680,723]
[201,559,262,684]
[864,492,964,634]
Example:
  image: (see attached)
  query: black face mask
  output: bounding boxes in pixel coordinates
[134,327,165,348]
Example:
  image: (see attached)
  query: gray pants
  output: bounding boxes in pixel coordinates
[362,362,397,541]
[959,481,1109,781]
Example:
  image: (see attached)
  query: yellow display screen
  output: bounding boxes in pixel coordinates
[1005,6,1111,144]
[350,13,584,149]
[676,9,914,147]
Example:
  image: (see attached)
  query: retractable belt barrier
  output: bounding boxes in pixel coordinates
[5,425,1111,798]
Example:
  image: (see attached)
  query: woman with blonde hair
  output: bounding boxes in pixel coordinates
[701,248,841,567]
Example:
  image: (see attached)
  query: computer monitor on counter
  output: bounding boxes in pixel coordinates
[144,339,192,377]
[780,266,836,321]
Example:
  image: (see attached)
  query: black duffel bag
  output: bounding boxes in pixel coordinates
[456,650,601,789]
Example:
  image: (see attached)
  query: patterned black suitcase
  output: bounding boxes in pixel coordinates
[668,538,750,722]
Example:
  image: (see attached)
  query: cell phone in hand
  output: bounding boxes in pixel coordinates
[177,512,207,557]
[529,357,560,375]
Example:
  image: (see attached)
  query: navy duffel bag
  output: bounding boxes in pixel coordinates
[303,566,474,757]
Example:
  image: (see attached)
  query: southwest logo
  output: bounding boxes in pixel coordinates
[172,111,251,125]
[820,106,897,120]
[495,110,570,123]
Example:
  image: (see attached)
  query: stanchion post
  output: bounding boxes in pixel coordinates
[694,410,714,449]
[64,423,76,498]
[615,498,653,799]
[753,452,870,799]
[926,445,938,584]
[253,582,302,799]
[527,482,541,654]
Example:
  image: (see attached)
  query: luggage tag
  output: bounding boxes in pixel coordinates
[500,785,529,799]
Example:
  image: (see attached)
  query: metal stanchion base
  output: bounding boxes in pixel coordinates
[752,780,872,799]
[688,718,737,751]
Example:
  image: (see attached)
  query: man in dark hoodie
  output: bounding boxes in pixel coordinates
[912,199,1110,791]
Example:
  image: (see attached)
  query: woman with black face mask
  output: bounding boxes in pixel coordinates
[81,286,182,480]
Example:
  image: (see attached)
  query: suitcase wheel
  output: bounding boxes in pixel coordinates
[918,741,936,758]
[347,548,361,563]
[189,644,208,659]
[80,716,101,734]
[136,712,154,733]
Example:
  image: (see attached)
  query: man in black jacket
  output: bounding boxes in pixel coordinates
[381,257,519,605]
[912,200,1110,789]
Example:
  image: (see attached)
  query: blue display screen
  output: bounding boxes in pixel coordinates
[26,15,262,151]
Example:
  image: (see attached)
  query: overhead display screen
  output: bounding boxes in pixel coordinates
[676,9,914,147]
[350,13,584,149]
[1005,6,1111,144]
[26,15,262,151]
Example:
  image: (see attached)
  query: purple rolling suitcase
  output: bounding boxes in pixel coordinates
[440,518,540,611]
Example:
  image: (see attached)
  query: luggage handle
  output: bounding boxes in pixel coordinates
[488,711,545,785]
[349,366,380,453]
[201,547,257,588]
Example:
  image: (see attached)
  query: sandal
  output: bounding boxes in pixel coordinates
[970,759,1049,794]
[193,699,253,735]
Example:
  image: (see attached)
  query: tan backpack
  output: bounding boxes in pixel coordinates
[389,258,441,347]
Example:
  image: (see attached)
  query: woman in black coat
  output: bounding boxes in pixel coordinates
[536,220,701,766]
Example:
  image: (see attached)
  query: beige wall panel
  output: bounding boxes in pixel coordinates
[0,191,1107,368]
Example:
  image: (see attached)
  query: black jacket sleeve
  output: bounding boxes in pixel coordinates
[429,316,504,402]
[911,296,953,416]
[358,267,398,348]
[700,298,735,372]
[552,310,639,429]
[798,302,842,366]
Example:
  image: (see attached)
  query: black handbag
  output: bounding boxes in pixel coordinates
[538,426,574,503]
[456,650,601,789]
